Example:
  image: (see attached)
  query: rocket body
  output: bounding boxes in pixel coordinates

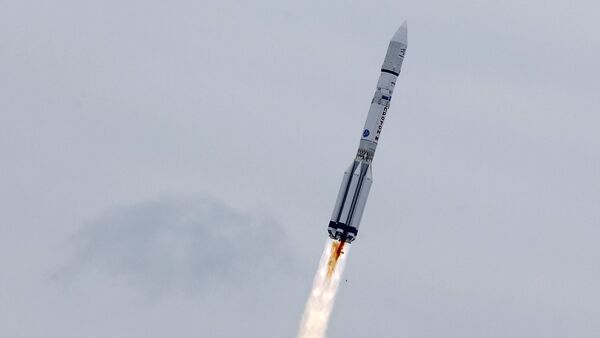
[328,23,407,243]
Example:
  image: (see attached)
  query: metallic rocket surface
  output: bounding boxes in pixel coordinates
[328,22,407,243]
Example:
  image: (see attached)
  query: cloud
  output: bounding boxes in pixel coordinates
[60,195,295,295]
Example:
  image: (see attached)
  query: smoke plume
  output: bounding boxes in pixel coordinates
[297,240,349,338]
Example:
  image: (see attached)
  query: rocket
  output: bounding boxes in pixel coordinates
[328,22,407,243]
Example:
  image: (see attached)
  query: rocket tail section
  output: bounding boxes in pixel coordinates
[328,160,373,243]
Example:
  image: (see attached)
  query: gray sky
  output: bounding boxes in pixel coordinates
[1,0,599,337]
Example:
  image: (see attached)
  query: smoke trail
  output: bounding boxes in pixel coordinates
[297,240,349,338]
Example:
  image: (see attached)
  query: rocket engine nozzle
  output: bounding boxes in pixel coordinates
[327,221,357,243]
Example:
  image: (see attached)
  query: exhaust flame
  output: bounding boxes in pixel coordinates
[297,240,349,338]
[326,240,345,279]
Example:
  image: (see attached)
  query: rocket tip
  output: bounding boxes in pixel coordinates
[392,20,408,45]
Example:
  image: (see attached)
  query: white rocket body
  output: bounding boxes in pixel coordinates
[328,22,407,243]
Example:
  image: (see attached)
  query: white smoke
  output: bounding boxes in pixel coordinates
[297,240,349,338]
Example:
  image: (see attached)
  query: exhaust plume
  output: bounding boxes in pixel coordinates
[297,240,349,338]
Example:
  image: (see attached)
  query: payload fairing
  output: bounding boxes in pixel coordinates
[328,22,407,243]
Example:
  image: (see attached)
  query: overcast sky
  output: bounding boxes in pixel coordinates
[1,0,599,337]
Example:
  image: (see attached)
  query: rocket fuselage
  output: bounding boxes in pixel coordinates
[328,23,407,243]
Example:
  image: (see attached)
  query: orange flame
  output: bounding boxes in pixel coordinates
[326,240,346,279]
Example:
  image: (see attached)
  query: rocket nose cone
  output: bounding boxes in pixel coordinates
[392,20,407,45]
